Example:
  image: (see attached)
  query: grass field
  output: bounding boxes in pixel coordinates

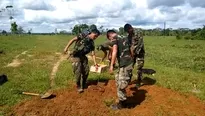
[0,35,205,115]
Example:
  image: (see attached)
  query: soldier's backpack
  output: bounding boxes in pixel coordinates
[72,29,94,56]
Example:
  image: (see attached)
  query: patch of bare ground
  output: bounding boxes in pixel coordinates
[11,80,205,116]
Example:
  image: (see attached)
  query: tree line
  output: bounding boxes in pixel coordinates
[0,22,32,35]
[1,22,205,40]
[69,24,205,40]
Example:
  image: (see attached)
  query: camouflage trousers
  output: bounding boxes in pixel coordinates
[133,56,144,81]
[71,55,89,89]
[115,64,133,101]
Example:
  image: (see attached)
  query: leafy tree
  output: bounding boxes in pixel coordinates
[198,25,205,40]
[59,30,67,34]
[118,27,124,35]
[80,24,89,32]
[72,24,90,35]
[99,25,104,33]
[90,24,97,30]
[2,30,7,35]
[10,22,18,34]
[72,25,80,35]
[28,28,32,35]
[17,26,25,34]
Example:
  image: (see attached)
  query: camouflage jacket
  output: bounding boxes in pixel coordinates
[72,31,95,57]
[96,40,114,51]
[111,35,133,67]
[128,30,145,56]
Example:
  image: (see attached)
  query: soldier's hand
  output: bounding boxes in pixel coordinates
[63,49,68,54]
[95,64,99,71]
[109,66,114,75]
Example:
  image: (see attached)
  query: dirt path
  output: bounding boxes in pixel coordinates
[11,80,205,116]
[5,51,28,68]
[50,53,68,88]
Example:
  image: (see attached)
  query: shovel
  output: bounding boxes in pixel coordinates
[21,91,53,99]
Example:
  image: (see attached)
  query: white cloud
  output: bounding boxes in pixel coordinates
[0,0,205,33]
[20,0,55,11]
[147,0,185,9]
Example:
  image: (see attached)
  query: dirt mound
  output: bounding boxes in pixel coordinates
[11,80,205,116]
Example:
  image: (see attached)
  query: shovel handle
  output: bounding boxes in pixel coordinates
[22,92,40,96]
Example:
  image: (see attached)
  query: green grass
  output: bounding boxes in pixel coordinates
[143,36,205,100]
[0,35,205,115]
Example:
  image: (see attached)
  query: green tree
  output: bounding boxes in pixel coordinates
[27,28,32,35]
[72,25,80,35]
[59,30,67,34]
[80,24,89,32]
[17,26,25,34]
[90,24,97,30]
[10,22,18,34]
[118,27,124,35]
[2,30,7,35]
[198,25,205,40]
[99,25,104,34]
[72,24,89,35]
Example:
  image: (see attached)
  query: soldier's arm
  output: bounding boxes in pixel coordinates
[109,44,117,74]
[130,46,134,58]
[63,37,78,54]
[91,51,98,66]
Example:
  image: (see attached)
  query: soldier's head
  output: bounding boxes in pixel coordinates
[88,29,101,40]
[106,30,117,40]
[124,23,134,34]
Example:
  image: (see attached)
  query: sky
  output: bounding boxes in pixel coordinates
[0,0,205,33]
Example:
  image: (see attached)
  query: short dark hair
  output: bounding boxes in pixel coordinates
[124,23,132,32]
[91,29,101,36]
[106,30,116,39]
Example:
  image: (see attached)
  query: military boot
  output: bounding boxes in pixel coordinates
[77,83,84,93]
[136,70,142,88]
[110,100,126,110]
[136,80,141,88]
[82,79,88,89]
[77,87,84,93]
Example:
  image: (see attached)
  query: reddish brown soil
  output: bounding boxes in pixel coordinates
[11,80,205,116]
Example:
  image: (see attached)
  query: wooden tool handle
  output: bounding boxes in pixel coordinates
[22,92,40,96]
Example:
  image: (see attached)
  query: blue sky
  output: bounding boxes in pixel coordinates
[0,0,205,33]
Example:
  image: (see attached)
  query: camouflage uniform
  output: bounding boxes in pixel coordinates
[111,35,133,101]
[97,40,113,51]
[129,30,145,84]
[96,40,116,66]
[70,30,95,89]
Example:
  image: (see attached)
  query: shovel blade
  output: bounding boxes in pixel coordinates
[40,92,53,99]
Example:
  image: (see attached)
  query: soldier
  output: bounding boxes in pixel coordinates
[96,39,117,67]
[64,28,101,93]
[96,40,113,64]
[124,23,145,88]
[107,30,133,110]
